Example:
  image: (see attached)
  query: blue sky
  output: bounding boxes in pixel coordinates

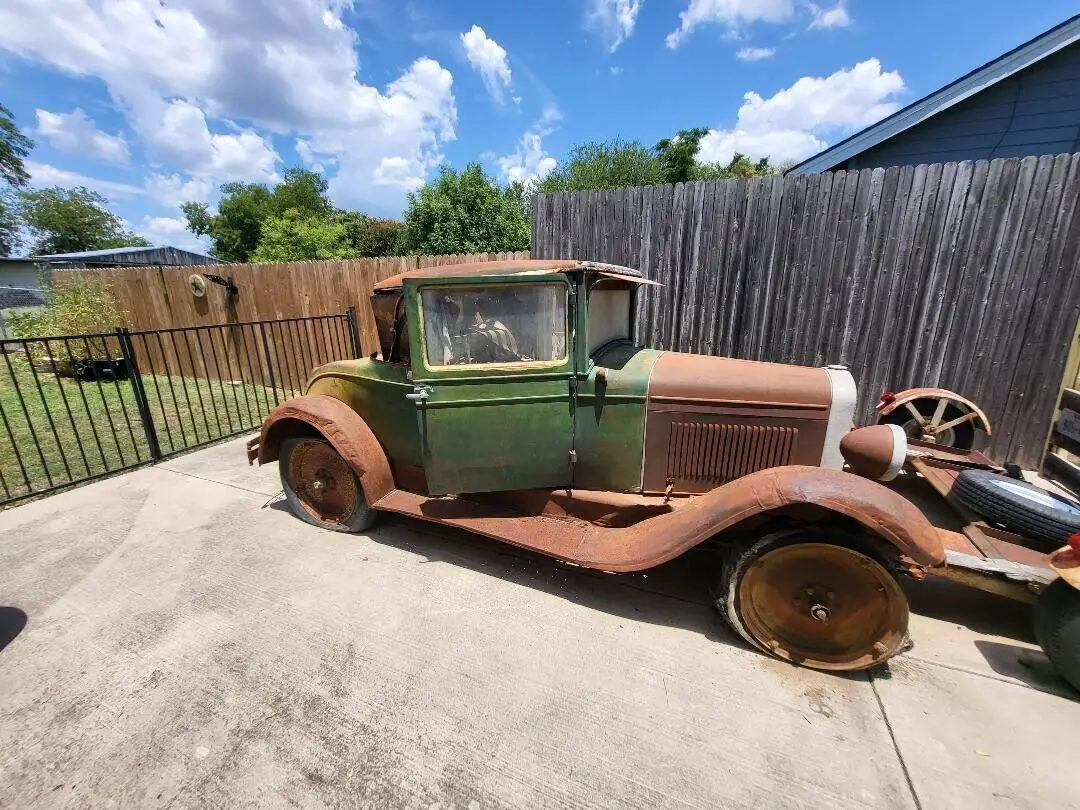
[0,0,1076,253]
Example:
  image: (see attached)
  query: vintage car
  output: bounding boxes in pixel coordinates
[246,259,1080,683]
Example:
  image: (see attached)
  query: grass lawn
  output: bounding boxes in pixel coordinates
[0,353,283,503]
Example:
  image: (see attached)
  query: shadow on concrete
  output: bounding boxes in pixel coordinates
[282,504,886,681]
[901,575,1034,643]
[267,497,1042,682]
[270,497,763,653]
[0,606,27,653]
[973,640,1079,700]
[384,514,739,644]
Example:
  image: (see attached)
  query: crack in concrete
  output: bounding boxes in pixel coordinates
[154,465,279,499]
[867,669,922,810]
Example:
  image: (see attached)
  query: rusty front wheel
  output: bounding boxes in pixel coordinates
[279,436,376,533]
[720,533,909,671]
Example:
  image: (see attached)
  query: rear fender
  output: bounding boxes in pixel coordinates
[877,387,992,436]
[248,395,394,505]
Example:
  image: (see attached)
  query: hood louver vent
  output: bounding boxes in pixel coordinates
[667,422,797,488]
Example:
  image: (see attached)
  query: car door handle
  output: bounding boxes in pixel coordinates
[406,385,433,402]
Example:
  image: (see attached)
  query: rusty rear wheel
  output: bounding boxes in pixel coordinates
[279,436,376,533]
[721,534,909,671]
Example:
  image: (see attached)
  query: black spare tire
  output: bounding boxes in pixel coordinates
[953,470,1080,546]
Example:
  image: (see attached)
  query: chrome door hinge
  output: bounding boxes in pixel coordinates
[405,384,433,402]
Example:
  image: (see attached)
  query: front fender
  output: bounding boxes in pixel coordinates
[250,394,394,505]
[576,465,945,571]
[877,387,992,436]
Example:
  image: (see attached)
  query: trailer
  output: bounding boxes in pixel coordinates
[897,440,1080,691]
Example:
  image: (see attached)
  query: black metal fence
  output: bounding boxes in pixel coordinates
[0,310,361,506]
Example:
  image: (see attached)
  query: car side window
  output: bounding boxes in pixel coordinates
[421,284,567,367]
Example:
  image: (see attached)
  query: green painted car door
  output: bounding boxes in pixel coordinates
[404,275,574,496]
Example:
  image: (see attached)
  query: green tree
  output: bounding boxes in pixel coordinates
[273,168,333,219]
[695,152,776,180]
[534,131,777,195]
[0,103,34,256]
[335,211,404,257]
[536,138,664,193]
[0,102,33,189]
[183,183,273,262]
[654,127,710,185]
[399,164,530,255]
[250,208,354,262]
[0,189,20,257]
[20,186,150,255]
[183,168,334,262]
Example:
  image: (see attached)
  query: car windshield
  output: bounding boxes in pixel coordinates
[421,283,567,366]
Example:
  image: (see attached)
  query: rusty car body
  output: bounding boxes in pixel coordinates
[246,259,1076,680]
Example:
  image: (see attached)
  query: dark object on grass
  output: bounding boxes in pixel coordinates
[70,357,129,382]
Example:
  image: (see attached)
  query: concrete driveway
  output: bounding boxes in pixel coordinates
[1,438,1077,809]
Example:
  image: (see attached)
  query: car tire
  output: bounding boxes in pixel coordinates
[953,470,1080,547]
[715,528,910,671]
[279,436,377,533]
[1034,578,1080,693]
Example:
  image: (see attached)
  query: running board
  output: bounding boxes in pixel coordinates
[372,489,592,564]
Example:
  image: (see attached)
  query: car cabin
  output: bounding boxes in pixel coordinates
[359,260,657,495]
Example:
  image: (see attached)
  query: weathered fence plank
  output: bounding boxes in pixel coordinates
[531,156,1080,467]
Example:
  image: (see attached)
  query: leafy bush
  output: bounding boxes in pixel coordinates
[7,274,125,363]
[399,164,530,255]
[250,208,354,263]
[336,212,404,257]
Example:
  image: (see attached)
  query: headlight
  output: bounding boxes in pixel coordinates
[839,424,907,481]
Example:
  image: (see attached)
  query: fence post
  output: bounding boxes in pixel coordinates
[346,307,362,358]
[258,321,279,405]
[118,328,163,461]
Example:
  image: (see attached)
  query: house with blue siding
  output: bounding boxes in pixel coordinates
[791,13,1080,174]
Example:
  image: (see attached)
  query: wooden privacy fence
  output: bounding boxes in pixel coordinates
[62,252,529,358]
[532,154,1080,468]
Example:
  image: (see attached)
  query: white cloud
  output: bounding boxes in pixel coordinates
[610,65,624,76]
[736,46,776,61]
[737,58,903,132]
[139,215,210,252]
[698,58,904,165]
[146,99,279,183]
[667,0,794,47]
[26,161,144,198]
[295,137,337,176]
[808,1,851,29]
[321,57,457,205]
[586,0,641,52]
[0,0,459,214]
[460,25,512,104]
[144,173,214,208]
[35,108,130,164]
[496,107,561,186]
[698,128,826,165]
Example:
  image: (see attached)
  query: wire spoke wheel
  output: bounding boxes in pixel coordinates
[287,439,358,526]
[734,542,909,671]
[880,397,977,449]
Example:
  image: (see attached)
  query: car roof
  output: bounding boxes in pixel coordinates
[373,259,645,291]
